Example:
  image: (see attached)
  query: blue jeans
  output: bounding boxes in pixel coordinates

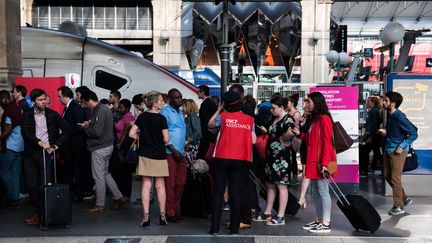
[0,150,22,201]
[310,179,332,222]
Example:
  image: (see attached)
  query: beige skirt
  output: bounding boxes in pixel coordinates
[136,156,169,177]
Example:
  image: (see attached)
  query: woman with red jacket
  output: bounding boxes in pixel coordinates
[297,91,336,233]
[208,91,256,235]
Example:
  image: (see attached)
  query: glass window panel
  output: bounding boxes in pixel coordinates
[61,7,71,22]
[73,7,83,25]
[36,6,49,28]
[95,70,128,91]
[51,6,60,29]
[105,7,115,29]
[126,7,137,30]
[94,7,104,29]
[82,7,92,29]
[116,7,126,30]
[138,7,152,30]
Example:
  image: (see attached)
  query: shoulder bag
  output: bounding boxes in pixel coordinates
[317,123,338,176]
[333,121,354,154]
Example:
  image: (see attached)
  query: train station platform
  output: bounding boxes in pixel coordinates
[1,175,431,242]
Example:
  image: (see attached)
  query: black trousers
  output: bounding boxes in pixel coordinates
[196,138,210,160]
[210,158,249,234]
[112,162,134,198]
[60,144,90,195]
[23,150,54,216]
[359,139,383,174]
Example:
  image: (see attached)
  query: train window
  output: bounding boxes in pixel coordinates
[95,70,128,91]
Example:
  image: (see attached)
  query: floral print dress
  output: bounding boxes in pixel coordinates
[264,114,295,185]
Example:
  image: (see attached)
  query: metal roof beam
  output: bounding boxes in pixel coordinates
[363,2,374,22]
[389,2,401,21]
[415,2,430,21]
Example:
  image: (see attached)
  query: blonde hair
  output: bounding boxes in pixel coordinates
[144,91,161,109]
[183,99,199,115]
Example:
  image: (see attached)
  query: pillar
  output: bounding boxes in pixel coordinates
[152,0,184,68]
[300,0,332,83]
[0,0,22,90]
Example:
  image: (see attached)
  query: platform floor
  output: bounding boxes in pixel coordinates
[1,175,431,242]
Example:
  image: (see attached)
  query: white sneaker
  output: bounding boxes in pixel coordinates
[309,223,331,233]
[302,221,319,230]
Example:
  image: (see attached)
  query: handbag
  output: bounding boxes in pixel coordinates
[317,123,338,176]
[125,138,139,165]
[403,147,418,172]
[255,133,269,161]
[333,121,354,154]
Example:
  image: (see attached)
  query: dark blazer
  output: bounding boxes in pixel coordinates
[21,108,71,153]
[62,99,86,146]
[199,97,217,139]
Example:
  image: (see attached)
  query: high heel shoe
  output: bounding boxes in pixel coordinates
[298,199,307,209]
[139,213,150,227]
[159,212,168,226]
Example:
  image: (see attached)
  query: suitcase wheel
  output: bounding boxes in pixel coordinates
[40,226,49,231]
[65,224,71,229]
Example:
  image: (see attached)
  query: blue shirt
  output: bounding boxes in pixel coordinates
[160,105,186,155]
[4,117,24,152]
[384,109,418,154]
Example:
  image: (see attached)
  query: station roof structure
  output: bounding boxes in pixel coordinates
[331,1,432,37]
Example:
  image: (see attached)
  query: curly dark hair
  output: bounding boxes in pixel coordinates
[308,91,332,121]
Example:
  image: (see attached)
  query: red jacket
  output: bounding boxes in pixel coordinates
[214,111,254,162]
[301,115,337,179]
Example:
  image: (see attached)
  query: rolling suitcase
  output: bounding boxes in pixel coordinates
[325,175,381,233]
[249,171,300,216]
[180,171,211,218]
[40,149,71,230]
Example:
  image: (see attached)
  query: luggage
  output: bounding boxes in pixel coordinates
[180,171,212,218]
[250,171,300,216]
[40,149,71,230]
[325,175,381,233]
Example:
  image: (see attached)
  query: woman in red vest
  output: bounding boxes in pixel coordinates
[297,91,336,233]
[208,91,256,235]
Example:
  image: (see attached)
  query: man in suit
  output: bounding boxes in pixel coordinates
[21,88,71,226]
[57,86,92,202]
[196,85,217,159]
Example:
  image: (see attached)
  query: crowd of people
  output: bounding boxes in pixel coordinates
[0,83,418,234]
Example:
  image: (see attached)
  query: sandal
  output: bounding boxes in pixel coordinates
[266,216,285,226]
[252,213,272,222]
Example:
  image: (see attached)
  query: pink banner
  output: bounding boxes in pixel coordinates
[310,87,358,110]
[334,164,360,183]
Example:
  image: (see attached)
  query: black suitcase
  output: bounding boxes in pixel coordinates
[325,175,381,233]
[40,149,71,230]
[180,171,211,218]
[250,171,300,216]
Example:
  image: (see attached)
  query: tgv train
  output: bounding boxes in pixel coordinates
[21,27,198,101]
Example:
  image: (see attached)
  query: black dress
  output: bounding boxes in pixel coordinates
[264,114,295,185]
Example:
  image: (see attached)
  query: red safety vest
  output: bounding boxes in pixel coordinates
[214,111,254,162]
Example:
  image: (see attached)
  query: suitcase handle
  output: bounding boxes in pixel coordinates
[323,174,350,207]
[42,148,57,186]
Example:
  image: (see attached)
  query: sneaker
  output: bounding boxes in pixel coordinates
[223,202,230,211]
[403,197,413,207]
[309,223,331,233]
[302,221,319,230]
[388,206,405,215]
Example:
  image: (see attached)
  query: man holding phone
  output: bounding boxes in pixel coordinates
[379,91,418,216]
